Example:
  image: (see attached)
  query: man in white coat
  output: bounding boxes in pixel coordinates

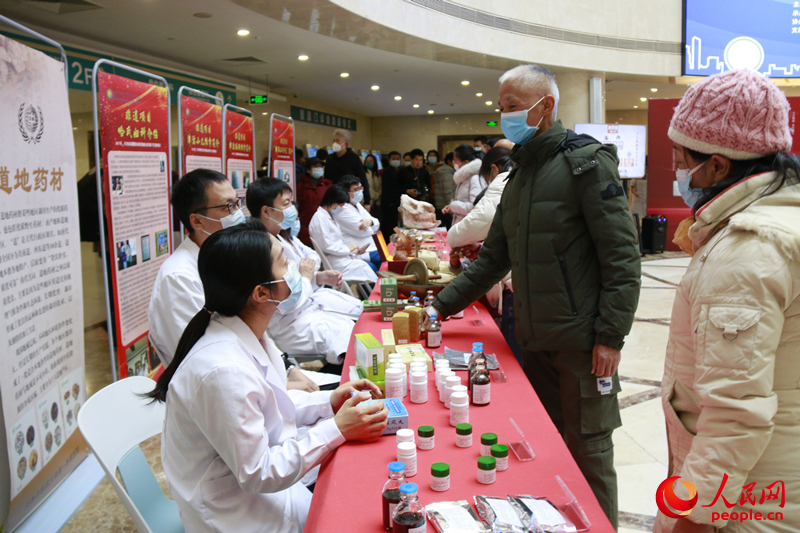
[333,175,381,272]
[148,169,318,391]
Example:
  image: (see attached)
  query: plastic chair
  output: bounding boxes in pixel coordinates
[77,377,184,533]
[310,236,372,299]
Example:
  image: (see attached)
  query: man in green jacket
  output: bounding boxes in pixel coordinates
[431,65,641,530]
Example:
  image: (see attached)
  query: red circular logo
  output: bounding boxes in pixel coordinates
[656,476,699,518]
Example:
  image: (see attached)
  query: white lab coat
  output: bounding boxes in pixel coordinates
[268,235,361,363]
[162,313,344,533]
[333,201,380,251]
[148,238,204,366]
[308,207,377,282]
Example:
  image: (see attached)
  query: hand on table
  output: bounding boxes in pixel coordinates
[286,367,319,392]
[592,343,621,377]
[358,219,372,231]
[316,270,343,289]
[298,257,316,281]
[334,391,388,441]
[330,379,383,412]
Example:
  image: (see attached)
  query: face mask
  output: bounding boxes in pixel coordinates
[197,207,245,235]
[365,162,374,169]
[310,167,324,179]
[332,142,343,152]
[676,162,706,208]
[351,190,364,204]
[428,156,437,164]
[290,218,301,237]
[269,204,298,230]
[500,95,547,145]
[390,160,401,168]
[265,261,303,314]
[453,162,461,171]
[331,205,344,217]
[474,147,482,153]
[403,161,411,167]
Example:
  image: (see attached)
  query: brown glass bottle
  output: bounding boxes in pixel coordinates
[470,364,491,406]
[382,488,401,531]
[392,511,426,533]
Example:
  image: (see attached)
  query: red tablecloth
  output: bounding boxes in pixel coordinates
[305,282,615,532]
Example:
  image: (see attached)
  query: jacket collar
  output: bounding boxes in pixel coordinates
[510,120,568,173]
[453,159,482,185]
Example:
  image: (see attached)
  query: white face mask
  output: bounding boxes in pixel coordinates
[332,142,343,152]
[197,208,245,235]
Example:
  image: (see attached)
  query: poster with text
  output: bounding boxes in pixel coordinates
[270,116,295,199]
[225,109,254,212]
[180,94,222,175]
[0,35,87,530]
[574,123,647,178]
[97,71,171,378]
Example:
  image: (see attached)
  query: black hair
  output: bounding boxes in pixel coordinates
[339,175,362,191]
[687,149,800,212]
[295,147,305,160]
[171,169,228,235]
[444,152,455,165]
[364,154,378,168]
[317,150,329,162]
[427,150,440,159]
[305,157,322,170]
[246,177,292,222]
[474,135,488,144]
[389,151,401,159]
[321,184,351,207]
[454,144,477,163]
[409,148,425,160]
[479,146,513,179]
[403,152,412,158]
[145,220,275,402]
[488,137,502,147]
[260,157,269,168]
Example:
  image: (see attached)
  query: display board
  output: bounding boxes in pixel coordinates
[95,66,172,379]
[683,0,800,77]
[0,32,87,530]
[574,123,647,178]
[269,114,295,199]
[223,105,255,210]
[178,88,223,176]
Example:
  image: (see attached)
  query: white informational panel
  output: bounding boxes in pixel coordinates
[0,32,87,530]
[574,123,647,178]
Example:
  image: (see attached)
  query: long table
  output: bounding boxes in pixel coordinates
[305,281,615,532]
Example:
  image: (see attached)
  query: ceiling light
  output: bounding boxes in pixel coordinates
[72,126,77,130]
[298,55,308,61]
[371,85,379,91]
[445,117,449,120]
[428,110,434,114]
[485,101,492,105]
[394,96,402,101]
[412,104,419,108]
[633,105,638,108]
[640,97,647,101]
[237,29,250,36]
[494,108,500,112]
[650,88,658,92]
[340,72,349,78]
[461,80,470,86]
[476,92,483,97]
[262,112,268,115]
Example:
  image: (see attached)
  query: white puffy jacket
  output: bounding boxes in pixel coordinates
[449,159,486,226]
[448,171,509,248]
[654,171,800,532]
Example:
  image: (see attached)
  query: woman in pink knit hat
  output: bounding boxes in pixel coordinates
[656,69,800,533]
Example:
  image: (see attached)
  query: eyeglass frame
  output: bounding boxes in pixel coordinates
[193,197,243,215]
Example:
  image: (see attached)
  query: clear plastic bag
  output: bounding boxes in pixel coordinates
[474,495,526,532]
[426,500,490,533]
[508,495,577,533]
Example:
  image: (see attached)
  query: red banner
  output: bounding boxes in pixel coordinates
[97,71,172,378]
[270,116,295,199]
[225,109,254,204]
[180,94,222,175]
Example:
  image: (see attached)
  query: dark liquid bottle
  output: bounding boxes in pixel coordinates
[471,364,491,406]
[392,511,426,533]
[382,462,406,531]
[393,483,425,533]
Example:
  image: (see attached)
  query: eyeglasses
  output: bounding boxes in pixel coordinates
[194,197,242,215]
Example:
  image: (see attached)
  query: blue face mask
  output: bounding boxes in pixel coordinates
[365,162,374,169]
[269,204,298,230]
[265,261,303,314]
[290,218,301,237]
[500,95,546,145]
[331,205,344,217]
[352,190,364,204]
[675,162,706,208]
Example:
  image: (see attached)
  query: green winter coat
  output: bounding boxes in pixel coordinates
[434,121,641,352]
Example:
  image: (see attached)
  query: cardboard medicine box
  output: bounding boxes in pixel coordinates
[354,333,385,383]
[360,397,408,435]
[380,277,398,303]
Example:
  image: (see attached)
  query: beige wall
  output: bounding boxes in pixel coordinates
[371,112,501,154]
[606,109,648,126]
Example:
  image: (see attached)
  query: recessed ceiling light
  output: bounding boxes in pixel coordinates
[193,12,212,18]
[461,80,470,86]
[340,72,349,78]
[298,55,308,61]
[237,29,250,36]
[262,112,268,115]
[394,96,402,101]
[371,85,379,91]
[476,92,483,97]
[72,126,77,130]
[428,110,434,114]
[633,105,638,108]
[413,104,419,108]
[640,97,647,101]
[650,88,658,92]
[485,101,492,105]
[494,108,500,112]
[445,117,449,120]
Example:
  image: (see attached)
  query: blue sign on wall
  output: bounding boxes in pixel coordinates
[684,0,800,78]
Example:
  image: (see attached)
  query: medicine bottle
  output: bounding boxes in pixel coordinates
[407,291,421,307]
[434,363,449,393]
[430,462,450,492]
[471,365,491,406]
[396,442,417,477]
[396,428,415,445]
[439,370,455,403]
[444,375,461,408]
[385,368,405,399]
[424,290,435,308]
[412,356,428,371]
[410,361,427,375]
[392,483,426,533]
[382,462,406,531]
[468,342,484,367]
[425,315,442,348]
[417,425,434,450]
[389,362,408,397]
[480,432,498,456]
[491,444,509,472]
[449,392,469,426]
[455,423,473,448]
[409,371,428,404]
[477,456,496,485]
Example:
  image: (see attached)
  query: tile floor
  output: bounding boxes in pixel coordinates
[62,252,691,532]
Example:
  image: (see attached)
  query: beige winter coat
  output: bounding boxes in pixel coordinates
[656,172,800,532]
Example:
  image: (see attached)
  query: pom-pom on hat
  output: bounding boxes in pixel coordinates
[668,69,792,160]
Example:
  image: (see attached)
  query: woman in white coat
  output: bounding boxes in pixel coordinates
[308,185,378,283]
[246,178,363,370]
[442,144,487,226]
[148,220,388,533]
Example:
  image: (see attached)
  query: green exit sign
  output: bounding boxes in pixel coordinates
[486,120,498,127]
[249,95,269,104]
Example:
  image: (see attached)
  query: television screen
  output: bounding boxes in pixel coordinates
[372,150,383,171]
[683,0,800,77]
[307,147,317,157]
[574,124,647,179]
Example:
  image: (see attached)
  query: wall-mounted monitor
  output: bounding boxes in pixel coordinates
[360,149,369,161]
[683,0,800,77]
[371,150,383,171]
[574,124,647,179]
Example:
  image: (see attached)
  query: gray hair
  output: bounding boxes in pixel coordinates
[333,128,351,145]
[499,65,559,120]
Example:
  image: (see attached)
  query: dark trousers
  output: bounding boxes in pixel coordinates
[523,349,620,530]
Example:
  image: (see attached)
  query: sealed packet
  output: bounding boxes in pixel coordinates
[474,495,526,532]
[426,500,490,533]
[509,495,577,533]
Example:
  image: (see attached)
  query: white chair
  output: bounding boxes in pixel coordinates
[310,236,372,299]
[77,377,183,533]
